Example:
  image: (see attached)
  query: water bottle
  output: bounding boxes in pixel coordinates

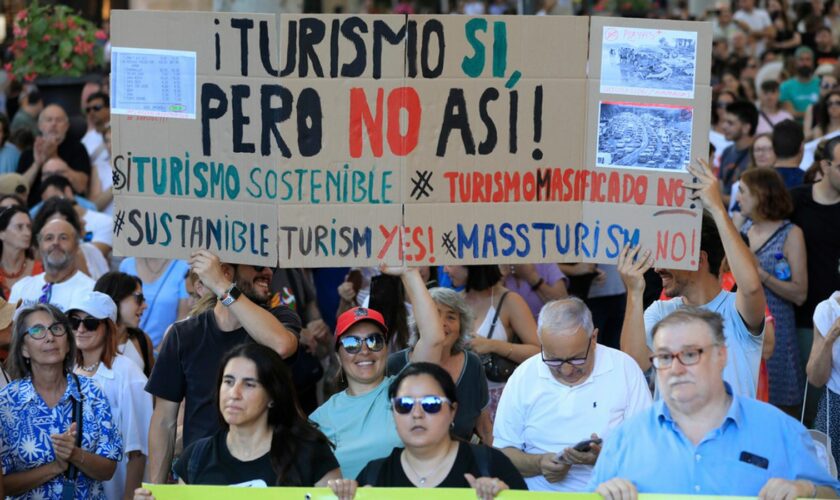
[773,252,791,281]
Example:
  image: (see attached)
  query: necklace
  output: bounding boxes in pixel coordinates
[80,361,99,372]
[0,257,26,279]
[402,442,455,486]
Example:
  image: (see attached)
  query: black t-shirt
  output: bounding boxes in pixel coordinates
[174,429,338,486]
[145,306,301,448]
[387,349,489,441]
[790,185,840,327]
[357,442,527,490]
[18,139,92,206]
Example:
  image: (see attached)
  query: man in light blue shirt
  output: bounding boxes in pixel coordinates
[618,158,767,398]
[589,308,840,499]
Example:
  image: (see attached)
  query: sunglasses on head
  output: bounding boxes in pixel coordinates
[338,332,386,354]
[85,104,105,113]
[69,316,103,331]
[392,395,452,414]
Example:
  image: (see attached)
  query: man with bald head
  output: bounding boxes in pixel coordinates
[16,103,91,206]
[493,297,651,492]
[9,218,93,311]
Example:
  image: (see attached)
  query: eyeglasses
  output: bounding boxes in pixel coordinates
[85,104,105,113]
[26,322,67,340]
[132,291,145,305]
[392,395,452,414]
[38,282,53,304]
[649,344,720,369]
[541,339,593,369]
[827,100,840,107]
[338,333,386,354]
[823,82,836,90]
[69,316,102,331]
[715,101,731,108]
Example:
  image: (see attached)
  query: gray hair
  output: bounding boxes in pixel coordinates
[651,307,725,344]
[409,287,474,355]
[6,304,76,380]
[537,297,594,339]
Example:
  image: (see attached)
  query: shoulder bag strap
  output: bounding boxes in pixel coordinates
[486,291,510,340]
[62,374,84,500]
[186,437,213,484]
[470,444,492,479]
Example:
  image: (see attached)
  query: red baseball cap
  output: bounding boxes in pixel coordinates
[335,307,388,342]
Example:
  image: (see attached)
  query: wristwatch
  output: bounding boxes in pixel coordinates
[219,283,241,307]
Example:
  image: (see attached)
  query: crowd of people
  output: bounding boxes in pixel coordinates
[0,1,837,499]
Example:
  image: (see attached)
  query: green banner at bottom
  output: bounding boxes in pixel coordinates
[144,484,756,499]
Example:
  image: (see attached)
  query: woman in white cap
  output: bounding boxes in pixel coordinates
[67,290,153,500]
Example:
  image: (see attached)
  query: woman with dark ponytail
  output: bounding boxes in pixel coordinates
[134,344,340,497]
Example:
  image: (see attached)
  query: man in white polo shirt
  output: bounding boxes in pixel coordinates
[494,297,652,492]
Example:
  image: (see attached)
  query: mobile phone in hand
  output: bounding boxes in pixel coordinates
[572,438,602,452]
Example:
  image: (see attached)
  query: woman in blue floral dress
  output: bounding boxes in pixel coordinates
[738,168,808,413]
[0,303,123,499]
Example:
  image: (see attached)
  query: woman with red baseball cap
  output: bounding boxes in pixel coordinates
[310,265,444,480]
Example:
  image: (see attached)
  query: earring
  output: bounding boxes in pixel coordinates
[268,402,274,408]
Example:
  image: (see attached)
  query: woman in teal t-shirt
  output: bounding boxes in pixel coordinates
[310,266,444,479]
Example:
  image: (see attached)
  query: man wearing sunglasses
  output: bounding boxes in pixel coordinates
[80,92,113,214]
[145,250,301,485]
[494,298,651,492]
[591,308,840,499]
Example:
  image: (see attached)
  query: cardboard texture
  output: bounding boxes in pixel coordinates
[277,203,403,266]
[113,195,278,266]
[112,12,711,268]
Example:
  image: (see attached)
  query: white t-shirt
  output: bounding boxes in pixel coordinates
[80,355,152,500]
[117,339,145,374]
[10,271,94,311]
[733,8,772,55]
[81,129,113,193]
[81,209,113,248]
[814,291,840,395]
[493,345,652,492]
[81,243,109,281]
[709,130,732,170]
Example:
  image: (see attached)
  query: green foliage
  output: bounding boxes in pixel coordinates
[8,1,106,81]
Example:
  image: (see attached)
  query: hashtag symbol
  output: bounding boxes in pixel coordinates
[410,170,433,200]
[442,231,456,258]
[114,211,125,237]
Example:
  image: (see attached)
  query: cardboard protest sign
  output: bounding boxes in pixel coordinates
[111,12,711,269]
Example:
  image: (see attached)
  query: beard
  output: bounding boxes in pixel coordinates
[233,271,271,306]
[796,66,813,78]
[44,248,73,273]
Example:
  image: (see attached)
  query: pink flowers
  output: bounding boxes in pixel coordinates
[7,2,104,81]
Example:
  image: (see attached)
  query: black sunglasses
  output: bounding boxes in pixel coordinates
[69,316,103,331]
[85,104,105,113]
[338,333,386,354]
[392,395,451,414]
[132,291,145,305]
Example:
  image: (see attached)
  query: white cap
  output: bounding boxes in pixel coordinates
[64,291,117,322]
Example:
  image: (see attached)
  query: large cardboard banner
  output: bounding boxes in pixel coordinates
[111,12,711,269]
